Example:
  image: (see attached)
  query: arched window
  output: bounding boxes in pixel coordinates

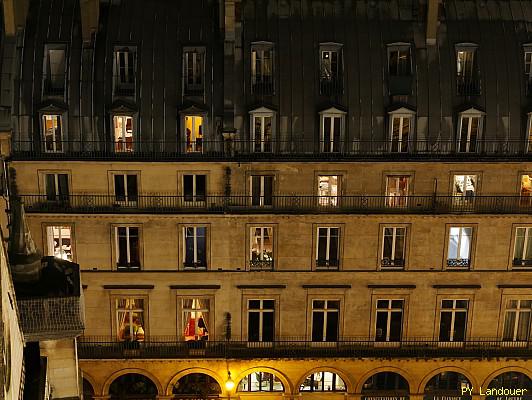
[109,373,157,399]
[486,372,532,400]
[237,371,284,392]
[424,372,472,400]
[362,372,409,400]
[300,371,346,392]
[172,373,221,398]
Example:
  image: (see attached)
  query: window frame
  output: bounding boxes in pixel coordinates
[42,43,67,98]
[183,174,207,203]
[457,109,484,153]
[113,45,137,98]
[111,113,137,153]
[42,223,76,262]
[319,42,344,95]
[501,298,532,342]
[526,112,532,153]
[237,372,284,392]
[311,299,341,342]
[314,225,342,270]
[181,110,207,154]
[443,224,476,270]
[319,108,346,153]
[438,299,470,342]
[41,113,65,153]
[433,294,475,342]
[112,224,143,271]
[111,294,148,341]
[374,298,405,342]
[180,224,209,270]
[249,107,276,153]
[379,224,409,270]
[511,225,532,269]
[247,225,276,271]
[316,173,342,207]
[246,298,276,342]
[249,174,275,207]
[523,44,532,95]
[450,172,481,200]
[182,46,206,97]
[385,174,411,208]
[455,43,480,95]
[251,41,275,95]
[178,296,213,341]
[387,42,412,77]
[109,171,140,205]
[388,107,415,153]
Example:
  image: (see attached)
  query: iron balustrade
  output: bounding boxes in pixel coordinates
[456,77,481,96]
[11,139,532,160]
[77,336,532,359]
[447,258,471,268]
[18,194,532,215]
[320,78,344,96]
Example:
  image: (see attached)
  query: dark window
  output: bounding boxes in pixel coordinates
[183,49,205,96]
[375,299,403,342]
[116,226,140,269]
[456,45,480,95]
[43,46,66,95]
[320,46,343,95]
[251,175,273,206]
[251,44,274,95]
[45,173,69,202]
[183,175,206,202]
[316,228,340,268]
[312,300,340,341]
[114,174,138,203]
[114,47,136,96]
[248,299,275,341]
[184,227,207,268]
[439,300,468,342]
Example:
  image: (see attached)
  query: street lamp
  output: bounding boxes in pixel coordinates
[225,370,235,392]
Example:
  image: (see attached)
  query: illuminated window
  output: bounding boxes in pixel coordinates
[300,372,346,392]
[318,175,339,207]
[237,372,284,392]
[447,227,473,268]
[185,116,203,153]
[513,227,532,267]
[46,226,72,261]
[251,114,272,152]
[115,298,145,341]
[381,227,406,268]
[453,174,477,204]
[113,115,134,152]
[385,176,409,207]
[182,298,209,341]
[388,108,415,153]
[42,114,63,152]
[521,174,532,205]
[250,227,273,270]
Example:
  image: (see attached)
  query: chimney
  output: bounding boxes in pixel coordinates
[426,0,439,46]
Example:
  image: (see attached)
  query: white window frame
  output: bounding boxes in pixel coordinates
[42,114,63,153]
[250,227,274,264]
[182,47,205,96]
[526,113,532,153]
[381,227,406,268]
[316,227,340,267]
[457,109,484,153]
[319,108,346,153]
[183,174,206,203]
[311,299,340,342]
[46,225,73,261]
[513,227,532,267]
[447,226,473,268]
[115,297,146,341]
[248,299,275,342]
[115,226,140,269]
[456,44,477,81]
[439,299,469,342]
[250,175,274,207]
[503,299,532,342]
[183,226,207,269]
[113,115,135,152]
[183,114,205,153]
[249,107,275,153]
[388,108,415,153]
[113,173,138,204]
[375,299,404,342]
[113,46,136,92]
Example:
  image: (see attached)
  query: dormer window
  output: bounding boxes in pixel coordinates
[456,44,480,95]
[457,108,484,153]
[42,114,63,153]
[388,107,415,153]
[183,47,205,97]
[113,115,134,152]
[113,46,136,97]
[527,112,532,153]
[249,107,275,153]
[319,107,346,153]
[524,44,532,96]
[180,107,207,154]
[251,42,274,95]
[43,44,66,96]
[387,43,413,96]
[319,43,343,96]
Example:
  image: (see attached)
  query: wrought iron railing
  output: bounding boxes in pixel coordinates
[77,336,532,359]
[456,76,481,96]
[11,139,532,159]
[18,194,532,215]
[320,78,343,96]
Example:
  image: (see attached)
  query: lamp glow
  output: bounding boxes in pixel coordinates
[225,371,235,391]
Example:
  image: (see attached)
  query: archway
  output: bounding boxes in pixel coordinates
[423,372,472,400]
[361,372,409,400]
[300,371,347,392]
[109,373,158,399]
[172,373,222,399]
[83,378,95,400]
[486,372,532,400]
[237,371,284,392]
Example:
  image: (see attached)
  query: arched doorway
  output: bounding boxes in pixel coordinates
[83,378,95,400]
[424,372,472,400]
[300,371,346,392]
[172,373,222,399]
[486,372,532,400]
[109,373,158,399]
[362,372,409,400]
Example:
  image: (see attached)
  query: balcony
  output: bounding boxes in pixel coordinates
[77,336,532,360]
[447,258,471,268]
[19,194,532,215]
[12,139,531,161]
[316,259,340,269]
[249,259,274,271]
[456,77,481,96]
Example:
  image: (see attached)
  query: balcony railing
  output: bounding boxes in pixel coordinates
[77,336,532,359]
[249,259,274,271]
[12,139,532,160]
[456,77,481,96]
[320,78,343,96]
[19,194,532,215]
